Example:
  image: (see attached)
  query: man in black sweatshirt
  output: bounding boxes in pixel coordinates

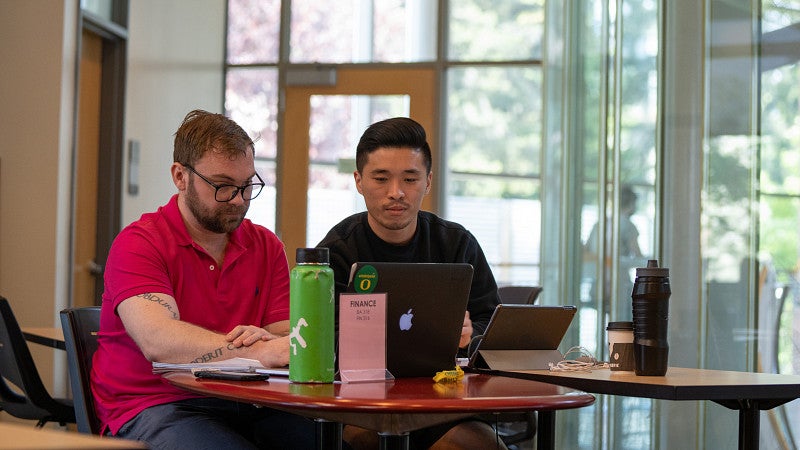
[318,117,504,450]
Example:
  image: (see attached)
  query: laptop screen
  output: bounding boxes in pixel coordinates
[474,304,577,351]
[467,304,578,370]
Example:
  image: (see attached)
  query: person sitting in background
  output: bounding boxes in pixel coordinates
[92,110,334,449]
[318,117,505,450]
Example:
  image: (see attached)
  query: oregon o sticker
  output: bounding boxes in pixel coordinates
[355,265,378,293]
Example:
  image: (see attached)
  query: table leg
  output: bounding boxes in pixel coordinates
[536,410,555,450]
[715,398,793,450]
[378,432,410,450]
[315,419,342,450]
[738,402,758,450]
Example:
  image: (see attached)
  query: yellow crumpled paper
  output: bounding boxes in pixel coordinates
[433,365,464,383]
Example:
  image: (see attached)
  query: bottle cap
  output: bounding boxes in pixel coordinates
[296,247,329,264]
[636,259,669,277]
[606,321,634,331]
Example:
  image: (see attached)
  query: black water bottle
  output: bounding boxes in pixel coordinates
[631,259,670,376]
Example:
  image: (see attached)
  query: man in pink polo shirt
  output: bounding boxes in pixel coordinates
[91,110,323,449]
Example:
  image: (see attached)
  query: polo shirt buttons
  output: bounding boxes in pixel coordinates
[210,265,215,270]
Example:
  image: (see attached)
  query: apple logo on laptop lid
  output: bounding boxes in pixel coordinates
[399,309,414,331]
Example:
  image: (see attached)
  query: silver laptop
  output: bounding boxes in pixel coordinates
[346,262,473,378]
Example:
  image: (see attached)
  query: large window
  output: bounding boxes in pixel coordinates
[753,1,800,444]
[224,1,800,448]
[289,0,436,63]
[444,3,544,284]
[445,66,543,284]
[225,0,548,285]
[226,0,281,230]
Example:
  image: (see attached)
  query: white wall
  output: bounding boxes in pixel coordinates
[0,0,77,400]
[0,0,225,400]
[123,0,226,226]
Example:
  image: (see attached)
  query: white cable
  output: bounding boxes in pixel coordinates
[548,346,609,372]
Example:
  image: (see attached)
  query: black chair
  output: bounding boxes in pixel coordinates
[497,285,542,305]
[59,306,102,434]
[0,296,76,427]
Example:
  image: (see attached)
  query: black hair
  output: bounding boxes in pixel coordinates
[355,117,432,174]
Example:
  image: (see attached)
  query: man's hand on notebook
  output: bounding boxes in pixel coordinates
[459,311,473,348]
[226,325,274,347]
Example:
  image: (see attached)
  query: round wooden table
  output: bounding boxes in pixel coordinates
[164,371,594,450]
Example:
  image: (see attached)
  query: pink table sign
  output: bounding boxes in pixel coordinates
[338,293,393,382]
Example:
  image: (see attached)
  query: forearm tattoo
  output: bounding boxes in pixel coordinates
[192,343,238,364]
[135,293,240,363]
[137,293,178,319]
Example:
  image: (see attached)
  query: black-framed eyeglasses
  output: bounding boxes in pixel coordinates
[183,164,265,202]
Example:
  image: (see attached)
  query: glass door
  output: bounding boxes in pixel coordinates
[278,67,437,254]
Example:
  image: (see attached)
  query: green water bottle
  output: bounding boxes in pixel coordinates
[289,247,335,383]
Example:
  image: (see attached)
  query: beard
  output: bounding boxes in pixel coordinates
[185,179,248,234]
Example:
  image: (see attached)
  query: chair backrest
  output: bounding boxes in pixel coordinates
[59,306,101,434]
[0,296,75,426]
[497,285,543,305]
